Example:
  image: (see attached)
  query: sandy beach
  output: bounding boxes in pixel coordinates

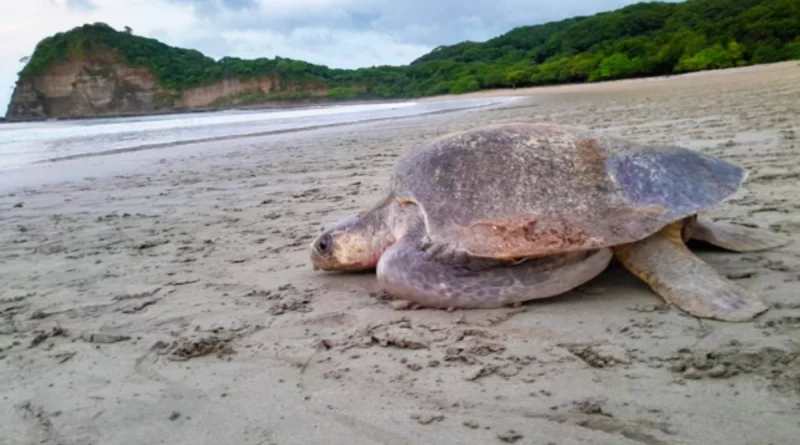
[1,61,799,445]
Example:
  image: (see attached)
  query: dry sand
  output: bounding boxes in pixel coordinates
[2,61,800,445]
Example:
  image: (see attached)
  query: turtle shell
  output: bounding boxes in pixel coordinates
[388,122,746,259]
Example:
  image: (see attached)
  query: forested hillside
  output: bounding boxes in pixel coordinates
[411,0,800,93]
[15,0,800,101]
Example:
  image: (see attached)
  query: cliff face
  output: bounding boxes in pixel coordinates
[175,77,328,109]
[177,78,278,109]
[6,51,171,121]
[5,51,329,121]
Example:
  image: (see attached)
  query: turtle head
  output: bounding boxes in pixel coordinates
[310,212,393,272]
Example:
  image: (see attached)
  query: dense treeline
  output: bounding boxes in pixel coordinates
[17,0,800,101]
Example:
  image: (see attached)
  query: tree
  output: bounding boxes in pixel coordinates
[676,40,744,72]
[592,53,644,80]
[450,76,480,94]
[752,43,781,63]
[783,37,800,60]
[505,70,528,88]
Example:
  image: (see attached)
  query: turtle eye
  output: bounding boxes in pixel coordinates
[316,233,332,253]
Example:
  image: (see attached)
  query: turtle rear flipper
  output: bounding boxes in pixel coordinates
[613,221,768,322]
[691,216,792,252]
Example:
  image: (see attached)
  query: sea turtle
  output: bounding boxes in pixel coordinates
[308,122,791,322]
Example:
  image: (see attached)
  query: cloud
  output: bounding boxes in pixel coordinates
[1,0,667,111]
[65,0,98,11]
[167,0,258,16]
[185,0,657,47]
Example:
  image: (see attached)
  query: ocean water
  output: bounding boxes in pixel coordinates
[0,97,516,172]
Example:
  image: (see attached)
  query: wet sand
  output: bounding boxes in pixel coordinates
[1,61,799,445]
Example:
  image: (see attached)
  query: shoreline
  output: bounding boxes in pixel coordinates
[1,95,424,124]
[5,61,797,124]
[1,62,799,445]
[33,97,516,165]
[0,96,520,188]
[1,96,422,125]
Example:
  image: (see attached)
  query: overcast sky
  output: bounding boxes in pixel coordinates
[2,0,659,111]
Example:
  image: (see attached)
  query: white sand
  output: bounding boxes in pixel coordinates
[1,61,799,445]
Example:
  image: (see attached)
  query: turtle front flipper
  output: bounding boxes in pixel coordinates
[689,216,792,252]
[613,221,768,322]
[375,222,613,309]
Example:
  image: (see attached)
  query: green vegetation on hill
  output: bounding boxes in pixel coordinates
[17,0,800,101]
